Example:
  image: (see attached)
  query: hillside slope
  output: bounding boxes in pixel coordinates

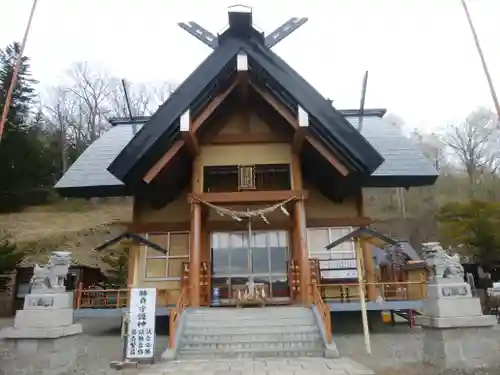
[0,199,132,268]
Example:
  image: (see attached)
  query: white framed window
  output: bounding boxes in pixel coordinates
[307,227,357,279]
[144,232,190,280]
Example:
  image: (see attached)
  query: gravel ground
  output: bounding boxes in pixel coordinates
[0,318,497,375]
[337,326,499,375]
[0,317,169,375]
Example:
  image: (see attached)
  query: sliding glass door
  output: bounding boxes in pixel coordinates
[211,230,289,302]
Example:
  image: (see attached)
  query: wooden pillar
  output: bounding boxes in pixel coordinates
[189,202,202,306]
[126,246,136,287]
[189,156,203,307]
[356,190,376,301]
[128,197,140,290]
[291,154,310,304]
[201,223,210,262]
[294,200,310,304]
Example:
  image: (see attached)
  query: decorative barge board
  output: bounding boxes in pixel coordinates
[55,7,438,313]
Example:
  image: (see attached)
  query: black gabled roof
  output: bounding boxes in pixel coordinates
[325,226,398,250]
[108,18,383,185]
[242,39,383,174]
[108,38,243,184]
[95,232,167,253]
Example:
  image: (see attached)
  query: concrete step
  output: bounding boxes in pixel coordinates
[180,333,321,344]
[188,305,310,314]
[186,315,314,322]
[177,347,325,359]
[189,306,307,313]
[188,308,311,318]
[177,306,326,360]
[183,331,322,342]
[183,324,318,335]
[186,318,315,328]
[180,339,323,350]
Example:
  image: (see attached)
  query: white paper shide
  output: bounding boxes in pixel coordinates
[127,288,156,359]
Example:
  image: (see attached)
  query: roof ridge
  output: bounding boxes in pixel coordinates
[109,36,384,183]
[106,108,389,126]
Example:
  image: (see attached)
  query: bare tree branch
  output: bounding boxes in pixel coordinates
[107,79,177,117]
[41,61,178,176]
[43,87,82,173]
[67,62,112,142]
[411,129,446,171]
[443,107,498,190]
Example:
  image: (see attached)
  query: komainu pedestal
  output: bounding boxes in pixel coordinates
[415,243,498,372]
[0,252,83,375]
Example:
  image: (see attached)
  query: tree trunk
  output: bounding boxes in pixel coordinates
[467,167,475,198]
[59,126,68,174]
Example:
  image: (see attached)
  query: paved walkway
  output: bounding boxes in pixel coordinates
[139,357,374,375]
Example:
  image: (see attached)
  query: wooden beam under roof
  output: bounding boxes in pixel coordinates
[191,79,238,133]
[292,106,309,152]
[305,136,349,177]
[249,80,349,176]
[143,79,238,184]
[236,52,249,100]
[143,140,184,184]
[180,109,200,156]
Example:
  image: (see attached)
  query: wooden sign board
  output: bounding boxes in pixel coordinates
[126,288,156,359]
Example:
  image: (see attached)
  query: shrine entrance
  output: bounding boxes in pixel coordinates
[211,230,290,304]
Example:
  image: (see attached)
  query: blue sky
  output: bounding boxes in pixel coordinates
[1,0,499,132]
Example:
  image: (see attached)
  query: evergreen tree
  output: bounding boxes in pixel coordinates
[0,231,25,274]
[0,42,36,123]
[438,200,500,265]
[101,250,129,287]
[0,42,55,211]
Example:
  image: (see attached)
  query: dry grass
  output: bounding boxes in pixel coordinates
[0,199,131,243]
[0,198,133,268]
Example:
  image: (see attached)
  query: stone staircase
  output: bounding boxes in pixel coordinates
[176,306,328,359]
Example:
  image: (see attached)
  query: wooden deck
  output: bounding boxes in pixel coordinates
[317,280,427,303]
[73,286,176,317]
[72,280,427,317]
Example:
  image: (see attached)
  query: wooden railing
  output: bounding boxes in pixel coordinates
[318,280,428,302]
[0,272,15,317]
[312,283,333,344]
[169,286,189,349]
[74,283,178,309]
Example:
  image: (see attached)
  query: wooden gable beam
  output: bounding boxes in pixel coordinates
[180,109,199,156]
[142,79,238,184]
[236,52,249,100]
[292,106,309,152]
[143,140,184,183]
[249,81,349,176]
[191,79,238,133]
[236,52,250,132]
[305,135,349,176]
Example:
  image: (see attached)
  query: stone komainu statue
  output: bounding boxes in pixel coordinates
[30,251,71,292]
[422,242,464,282]
[31,264,51,290]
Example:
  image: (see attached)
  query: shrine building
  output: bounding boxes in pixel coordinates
[55,7,437,313]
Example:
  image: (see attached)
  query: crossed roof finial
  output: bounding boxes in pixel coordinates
[178,6,308,50]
